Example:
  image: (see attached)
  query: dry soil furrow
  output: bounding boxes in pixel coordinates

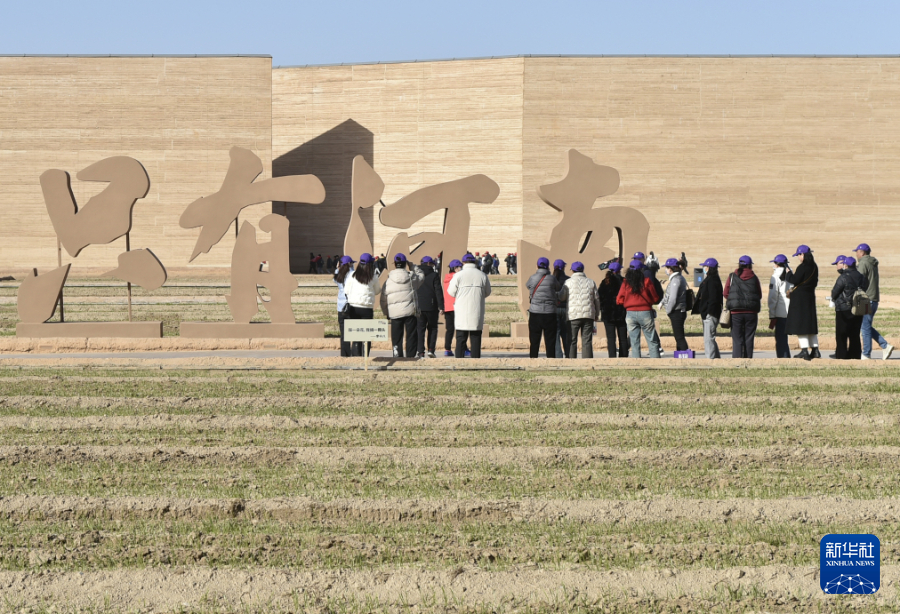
[0,412,895,432]
[3,444,900,467]
[1,494,898,523]
[0,565,894,610]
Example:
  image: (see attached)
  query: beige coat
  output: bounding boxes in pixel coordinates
[380,266,424,318]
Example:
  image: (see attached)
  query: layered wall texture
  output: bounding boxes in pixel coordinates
[0,56,272,274]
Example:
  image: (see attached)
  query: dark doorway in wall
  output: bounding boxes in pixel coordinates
[273,119,374,273]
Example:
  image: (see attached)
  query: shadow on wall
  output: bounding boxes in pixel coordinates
[273,119,374,273]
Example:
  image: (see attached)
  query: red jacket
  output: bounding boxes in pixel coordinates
[443,272,456,312]
[616,277,660,311]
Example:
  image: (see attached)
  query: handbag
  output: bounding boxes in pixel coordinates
[719,274,733,329]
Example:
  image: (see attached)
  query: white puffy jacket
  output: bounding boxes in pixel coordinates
[344,270,383,309]
[559,272,599,320]
[448,263,491,330]
[767,268,791,319]
[380,266,424,318]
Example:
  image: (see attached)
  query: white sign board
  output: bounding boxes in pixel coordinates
[344,319,389,342]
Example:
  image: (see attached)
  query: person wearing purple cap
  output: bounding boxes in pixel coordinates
[333,255,355,357]
[696,258,723,359]
[552,259,572,359]
[343,253,384,357]
[723,256,762,359]
[767,255,792,359]
[380,253,425,358]
[661,258,690,353]
[448,253,492,358]
[830,256,869,360]
[525,257,562,358]
[855,244,893,360]
[442,259,468,357]
[557,261,599,358]
[414,256,444,358]
[598,261,630,357]
[785,246,820,360]
[617,260,662,358]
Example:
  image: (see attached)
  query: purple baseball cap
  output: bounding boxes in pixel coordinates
[340,255,354,265]
[394,252,407,263]
[844,256,857,267]
[632,251,646,260]
[608,262,622,272]
[448,259,462,268]
[537,257,550,268]
[700,258,718,267]
[664,257,680,268]
[421,256,434,264]
[462,253,477,263]
[854,243,870,252]
[553,259,566,269]
[770,254,788,265]
[831,255,846,265]
[571,261,584,272]
[739,255,753,265]
[793,245,813,257]
[359,253,374,264]
[629,259,644,270]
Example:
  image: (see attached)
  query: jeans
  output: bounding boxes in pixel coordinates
[603,321,630,358]
[554,308,572,359]
[625,311,660,358]
[455,330,482,358]
[773,317,790,358]
[731,312,758,359]
[568,318,594,358]
[417,309,439,355]
[391,315,418,357]
[703,315,720,359]
[667,310,689,351]
[835,309,863,359]
[528,312,557,358]
[345,305,373,356]
[862,301,889,357]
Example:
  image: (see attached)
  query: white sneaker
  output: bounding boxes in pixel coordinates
[427,352,436,359]
[862,355,871,360]
[884,345,895,361]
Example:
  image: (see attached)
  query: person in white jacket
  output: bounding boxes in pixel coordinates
[767,254,792,358]
[342,253,383,357]
[557,261,599,358]
[380,253,425,357]
[448,253,492,358]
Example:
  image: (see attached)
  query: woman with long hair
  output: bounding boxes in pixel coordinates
[785,245,820,360]
[342,253,383,357]
[333,255,354,357]
[598,262,629,357]
[616,260,661,358]
[552,259,571,359]
[767,254,791,358]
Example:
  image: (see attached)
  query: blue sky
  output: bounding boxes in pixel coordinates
[2,0,897,66]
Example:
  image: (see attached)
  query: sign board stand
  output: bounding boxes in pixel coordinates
[344,319,389,370]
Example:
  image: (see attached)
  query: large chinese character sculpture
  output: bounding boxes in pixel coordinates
[17,157,167,338]
[343,155,500,265]
[515,149,650,321]
[179,147,327,338]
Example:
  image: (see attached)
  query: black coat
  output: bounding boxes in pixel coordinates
[785,258,819,335]
[598,275,627,323]
[415,265,444,312]
[696,269,723,320]
[831,267,868,312]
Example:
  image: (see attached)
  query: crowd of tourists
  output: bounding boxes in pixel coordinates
[332,242,892,360]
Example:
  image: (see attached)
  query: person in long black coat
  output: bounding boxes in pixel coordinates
[785,246,819,360]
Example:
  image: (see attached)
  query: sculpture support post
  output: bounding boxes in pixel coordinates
[56,238,65,323]
[125,233,132,322]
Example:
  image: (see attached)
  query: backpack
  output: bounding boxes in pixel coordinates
[851,287,871,316]
[684,288,695,312]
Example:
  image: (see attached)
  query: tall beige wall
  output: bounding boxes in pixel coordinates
[273,59,524,266]
[0,56,272,275]
[523,57,900,274]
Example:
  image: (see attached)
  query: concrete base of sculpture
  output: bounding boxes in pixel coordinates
[437,322,489,339]
[180,322,325,339]
[17,322,163,338]
[511,322,529,339]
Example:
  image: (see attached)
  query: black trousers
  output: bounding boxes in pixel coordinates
[345,305,373,356]
[528,312,557,358]
[774,317,791,358]
[668,310,689,351]
[391,315,418,357]
[603,321,630,358]
[455,330,482,358]
[569,318,594,358]
[338,310,352,357]
[730,312,758,359]
[417,309,439,355]
[835,309,863,359]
